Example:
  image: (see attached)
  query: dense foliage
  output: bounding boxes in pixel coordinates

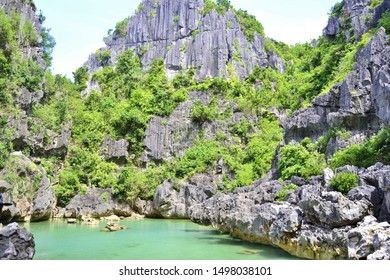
[330,127,390,169]
[278,138,326,180]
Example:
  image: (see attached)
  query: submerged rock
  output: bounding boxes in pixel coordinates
[101,222,127,232]
[0,223,35,260]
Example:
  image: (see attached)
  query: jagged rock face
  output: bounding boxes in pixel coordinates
[142,91,258,163]
[0,0,46,68]
[0,154,56,223]
[299,191,370,228]
[348,216,390,259]
[84,0,285,82]
[59,188,134,219]
[0,223,35,260]
[323,0,390,41]
[100,136,129,164]
[276,29,389,175]
[8,113,72,159]
[189,163,390,259]
[152,175,217,218]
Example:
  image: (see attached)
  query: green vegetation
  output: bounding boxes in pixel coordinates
[95,49,112,65]
[115,17,129,37]
[329,2,344,17]
[278,138,326,180]
[330,127,390,169]
[369,0,384,9]
[275,184,298,201]
[330,172,359,195]
[378,11,390,35]
[235,9,265,41]
[190,99,219,123]
[201,0,231,16]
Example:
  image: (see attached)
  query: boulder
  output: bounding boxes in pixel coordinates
[299,192,370,228]
[0,223,35,260]
[348,216,390,259]
[64,188,134,219]
[100,137,129,163]
[152,176,217,219]
[0,154,56,223]
[101,222,127,232]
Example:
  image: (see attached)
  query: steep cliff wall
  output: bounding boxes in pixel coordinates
[324,0,390,41]
[0,0,46,68]
[84,0,285,82]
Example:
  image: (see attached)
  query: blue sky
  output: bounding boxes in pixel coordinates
[33,0,339,78]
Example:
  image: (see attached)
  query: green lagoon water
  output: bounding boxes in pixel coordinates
[24,219,299,260]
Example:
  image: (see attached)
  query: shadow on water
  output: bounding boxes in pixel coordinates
[195,232,302,260]
[181,229,225,235]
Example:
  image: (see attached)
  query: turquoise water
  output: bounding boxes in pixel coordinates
[24,219,299,260]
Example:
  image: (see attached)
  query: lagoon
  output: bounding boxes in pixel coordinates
[25,219,299,260]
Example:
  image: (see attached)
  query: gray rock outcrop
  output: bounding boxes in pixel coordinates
[323,0,390,41]
[142,91,258,163]
[0,0,46,68]
[100,136,129,163]
[60,188,134,219]
[8,113,72,159]
[0,223,35,260]
[348,215,390,259]
[152,175,217,218]
[273,28,389,179]
[84,0,285,86]
[189,163,390,259]
[0,154,56,223]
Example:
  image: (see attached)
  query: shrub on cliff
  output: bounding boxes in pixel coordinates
[278,138,326,180]
[330,172,359,195]
[330,127,390,169]
[378,11,390,35]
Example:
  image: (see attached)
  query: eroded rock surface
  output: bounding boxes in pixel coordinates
[188,164,390,259]
[84,0,285,86]
[0,223,35,260]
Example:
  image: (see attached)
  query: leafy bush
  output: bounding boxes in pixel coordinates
[329,2,344,17]
[369,0,384,9]
[115,17,129,37]
[330,172,359,195]
[278,138,326,180]
[40,27,56,66]
[378,11,390,35]
[330,127,390,169]
[190,99,219,123]
[175,139,220,178]
[20,20,38,47]
[56,170,84,207]
[275,184,298,201]
[72,67,89,91]
[235,9,265,42]
[330,143,375,169]
[114,164,171,201]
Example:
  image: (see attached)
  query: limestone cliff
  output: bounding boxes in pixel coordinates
[324,0,390,41]
[84,0,285,83]
[0,0,66,223]
[0,0,46,68]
